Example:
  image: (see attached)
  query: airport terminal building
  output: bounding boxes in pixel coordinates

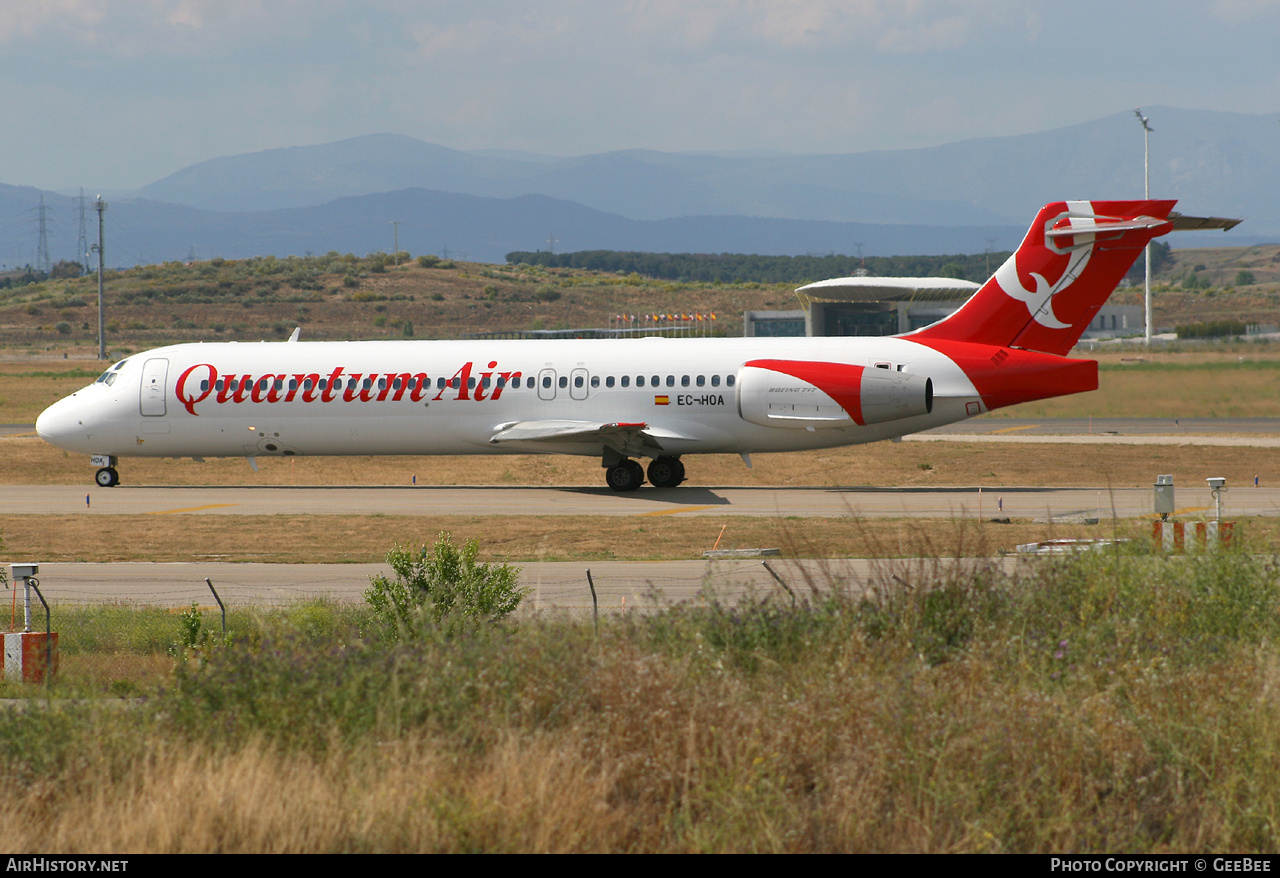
[744,276,1143,339]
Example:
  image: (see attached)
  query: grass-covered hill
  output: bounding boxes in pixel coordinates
[1,244,1279,358]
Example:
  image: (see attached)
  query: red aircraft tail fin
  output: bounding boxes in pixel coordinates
[906,200,1177,356]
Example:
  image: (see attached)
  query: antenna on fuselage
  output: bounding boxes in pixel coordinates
[287,327,301,343]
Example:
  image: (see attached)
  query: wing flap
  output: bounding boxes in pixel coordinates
[489,420,647,444]
[490,419,688,458]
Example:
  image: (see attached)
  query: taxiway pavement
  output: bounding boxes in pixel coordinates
[27,557,1006,609]
[6,483,1278,520]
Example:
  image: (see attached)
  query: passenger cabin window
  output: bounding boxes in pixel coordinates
[696,375,705,387]
[636,376,645,387]
[621,376,630,387]
[711,375,720,387]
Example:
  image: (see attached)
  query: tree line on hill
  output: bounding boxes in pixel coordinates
[508,241,1177,286]
[506,250,1014,285]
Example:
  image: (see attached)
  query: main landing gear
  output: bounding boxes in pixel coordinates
[603,455,685,492]
[646,456,686,489]
[605,459,644,492]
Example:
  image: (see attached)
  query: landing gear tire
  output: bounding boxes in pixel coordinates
[647,456,685,488]
[605,459,645,492]
[95,467,119,488]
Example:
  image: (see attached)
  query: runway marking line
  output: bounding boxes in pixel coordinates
[1139,506,1211,519]
[146,504,239,515]
[638,505,715,517]
[988,424,1040,434]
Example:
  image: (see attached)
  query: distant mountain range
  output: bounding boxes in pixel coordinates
[2,106,1273,268]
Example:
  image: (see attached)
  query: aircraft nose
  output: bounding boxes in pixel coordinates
[35,397,84,449]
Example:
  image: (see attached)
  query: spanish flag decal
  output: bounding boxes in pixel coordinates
[654,395,670,405]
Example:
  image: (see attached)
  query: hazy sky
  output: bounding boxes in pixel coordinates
[4,0,1279,192]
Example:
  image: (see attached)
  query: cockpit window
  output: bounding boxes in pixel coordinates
[94,359,127,387]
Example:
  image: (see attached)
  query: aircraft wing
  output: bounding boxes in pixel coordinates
[488,419,677,457]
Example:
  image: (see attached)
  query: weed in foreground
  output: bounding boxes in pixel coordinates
[1,549,1280,850]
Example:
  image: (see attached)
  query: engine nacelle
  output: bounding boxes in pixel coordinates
[737,359,933,430]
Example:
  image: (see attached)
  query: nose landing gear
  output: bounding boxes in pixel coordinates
[95,467,120,487]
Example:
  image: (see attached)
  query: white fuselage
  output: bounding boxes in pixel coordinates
[35,335,984,462]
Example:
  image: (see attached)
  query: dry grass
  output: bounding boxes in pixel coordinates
[995,353,1280,419]
[0,736,624,854]
[7,546,1280,852]
[0,510,1152,563]
[8,432,1280,491]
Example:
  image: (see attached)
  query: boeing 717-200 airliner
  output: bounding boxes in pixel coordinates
[35,200,1238,490]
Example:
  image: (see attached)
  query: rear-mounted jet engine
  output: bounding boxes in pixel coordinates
[736,359,933,429]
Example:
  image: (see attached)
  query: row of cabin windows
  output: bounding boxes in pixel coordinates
[543,374,737,390]
[200,373,739,394]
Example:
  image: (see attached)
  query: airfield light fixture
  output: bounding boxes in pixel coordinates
[1134,109,1153,345]
[94,197,107,360]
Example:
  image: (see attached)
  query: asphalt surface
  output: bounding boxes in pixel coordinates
[8,416,1276,609]
[5,483,1274,520]
[924,417,1280,436]
[25,557,1013,610]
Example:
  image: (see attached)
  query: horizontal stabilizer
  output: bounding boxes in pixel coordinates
[906,199,1180,355]
[1043,215,1169,238]
[1167,212,1243,233]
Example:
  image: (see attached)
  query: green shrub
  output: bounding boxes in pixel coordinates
[364,533,525,640]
